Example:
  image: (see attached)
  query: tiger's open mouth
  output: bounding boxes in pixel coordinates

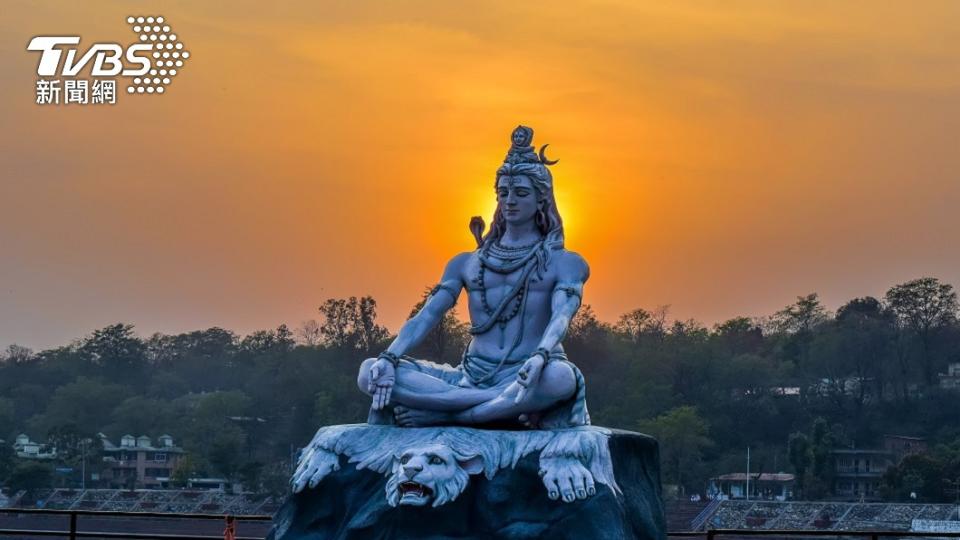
[398,481,434,505]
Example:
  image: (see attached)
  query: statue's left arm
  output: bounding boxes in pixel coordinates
[515,251,589,402]
[537,251,590,352]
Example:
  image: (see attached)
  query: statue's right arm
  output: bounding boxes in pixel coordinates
[383,252,469,357]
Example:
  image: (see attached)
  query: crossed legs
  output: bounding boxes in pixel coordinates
[356,357,577,426]
[357,358,497,411]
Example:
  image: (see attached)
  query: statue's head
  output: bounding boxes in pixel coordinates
[480,125,565,250]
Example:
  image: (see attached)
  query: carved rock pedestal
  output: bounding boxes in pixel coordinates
[269,427,665,540]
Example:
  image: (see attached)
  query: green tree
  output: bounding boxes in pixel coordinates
[81,323,146,374]
[170,454,209,487]
[639,406,713,495]
[1,344,34,364]
[109,396,176,436]
[37,377,128,435]
[885,277,959,385]
[314,391,336,427]
[6,462,53,494]
[567,304,609,343]
[713,317,764,355]
[788,432,811,497]
[193,390,252,421]
[805,417,841,498]
[209,425,247,484]
[318,296,390,352]
[833,297,895,414]
[882,453,945,501]
[147,327,237,366]
[171,391,254,484]
[772,293,829,373]
[0,397,14,439]
[46,423,90,460]
[240,325,295,355]
[405,287,470,365]
[0,443,14,483]
[615,306,669,344]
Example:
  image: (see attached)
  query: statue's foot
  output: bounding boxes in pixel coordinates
[394,406,454,427]
[519,412,542,429]
[367,406,396,425]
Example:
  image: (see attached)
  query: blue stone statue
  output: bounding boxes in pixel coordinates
[357,125,590,430]
[273,127,666,540]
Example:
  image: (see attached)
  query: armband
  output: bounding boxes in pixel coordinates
[378,351,400,368]
[555,282,583,301]
[533,347,552,363]
[430,280,461,304]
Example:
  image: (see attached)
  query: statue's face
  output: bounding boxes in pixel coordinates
[497,175,539,225]
[512,128,529,146]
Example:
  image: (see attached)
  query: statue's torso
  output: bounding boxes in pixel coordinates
[458,249,565,360]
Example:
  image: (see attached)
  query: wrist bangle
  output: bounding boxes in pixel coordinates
[378,351,400,367]
[534,348,551,362]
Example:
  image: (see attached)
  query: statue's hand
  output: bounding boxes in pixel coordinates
[514,354,546,404]
[368,358,396,410]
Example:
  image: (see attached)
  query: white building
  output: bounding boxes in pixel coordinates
[12,434,57,460]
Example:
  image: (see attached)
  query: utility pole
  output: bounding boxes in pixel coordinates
[746,447,751,502]
[81,439,88,491]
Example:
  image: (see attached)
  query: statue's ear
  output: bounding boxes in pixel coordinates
[457,455,484,475]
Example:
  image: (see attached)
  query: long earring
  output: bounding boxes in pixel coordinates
[535,208,547,231]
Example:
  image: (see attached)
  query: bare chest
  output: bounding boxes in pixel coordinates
[461,255,556,297]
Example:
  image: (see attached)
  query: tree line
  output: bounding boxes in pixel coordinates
[1,278,959,501]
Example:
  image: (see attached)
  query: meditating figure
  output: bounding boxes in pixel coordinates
[357,125,590,429]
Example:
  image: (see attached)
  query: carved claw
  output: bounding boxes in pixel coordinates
[291,447,340,493]
[539,456,596,504]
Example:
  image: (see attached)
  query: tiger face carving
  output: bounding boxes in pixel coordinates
[385,443,483,507]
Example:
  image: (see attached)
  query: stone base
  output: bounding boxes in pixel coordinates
[269,428,665,540]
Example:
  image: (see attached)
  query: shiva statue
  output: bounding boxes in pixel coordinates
[357,125,590,429]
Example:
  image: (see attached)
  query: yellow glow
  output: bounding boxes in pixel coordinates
[2,1,960,347]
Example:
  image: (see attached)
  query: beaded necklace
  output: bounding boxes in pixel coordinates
[465,238,546,384]
[476,240,541,332]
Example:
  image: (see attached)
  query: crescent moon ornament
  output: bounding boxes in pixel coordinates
[538,144,559,165]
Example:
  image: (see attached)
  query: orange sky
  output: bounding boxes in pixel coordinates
[2,1,960,349]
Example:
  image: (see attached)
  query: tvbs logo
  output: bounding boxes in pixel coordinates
[28,37,153,77]
[27,16,190,105]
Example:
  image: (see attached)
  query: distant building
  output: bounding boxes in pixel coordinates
[12,434,57,460]
[883,434,927,461]
[99,434,185,489]
[708,472,795,501]
[830,448,893,500]
[939,363,960,390]
[810,377,867,397]
[830,435,927,500]
[186,477,232,491]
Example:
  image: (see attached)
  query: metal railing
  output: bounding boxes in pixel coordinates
[669,531,960,540]
[0,507,271,540]
[4,509,960,540]
[690,498,722,531]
